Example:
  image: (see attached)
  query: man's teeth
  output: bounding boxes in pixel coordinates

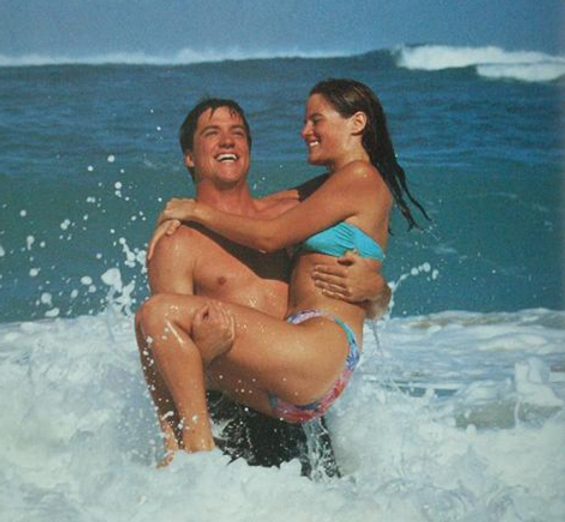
[308,141,319,149]
[217,153,237,162]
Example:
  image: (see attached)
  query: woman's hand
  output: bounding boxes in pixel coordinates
[147,198,202,262]
[157,198,199,226]
[146,219,181,262]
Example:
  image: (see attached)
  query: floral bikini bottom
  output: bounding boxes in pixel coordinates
[268,309,360,423]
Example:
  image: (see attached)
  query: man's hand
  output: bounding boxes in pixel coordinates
[191,301,235,366]
[311,251,391,318]
[147,219,182,262]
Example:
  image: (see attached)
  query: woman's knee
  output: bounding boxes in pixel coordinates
[137,294,183,337]
[137,293,210,345]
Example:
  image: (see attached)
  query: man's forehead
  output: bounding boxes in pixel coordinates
[198,106,244,127]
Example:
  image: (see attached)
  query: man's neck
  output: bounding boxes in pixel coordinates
[195,180,258,216]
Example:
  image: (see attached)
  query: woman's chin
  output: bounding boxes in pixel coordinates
[307,154,325,166]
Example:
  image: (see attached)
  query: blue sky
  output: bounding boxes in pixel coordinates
[1,0,563,57]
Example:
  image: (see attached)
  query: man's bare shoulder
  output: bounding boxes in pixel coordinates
[147,225,205,294]
[256,196,299,218]
[150,224,210,261]
[258,188,299,204]
[154,223,199,244]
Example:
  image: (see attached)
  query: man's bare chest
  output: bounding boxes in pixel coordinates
[192,236,291,309]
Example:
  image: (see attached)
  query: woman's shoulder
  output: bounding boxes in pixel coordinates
[335,160,385,189]
[334,161,392,211]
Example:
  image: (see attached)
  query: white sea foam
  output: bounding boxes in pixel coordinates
[477,62,565,82]
[396,45,565,82]
[0,308,563,520]
[0,47,351,67]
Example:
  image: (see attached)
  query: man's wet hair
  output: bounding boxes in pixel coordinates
[179,98,252,154]
[179,98,252,181]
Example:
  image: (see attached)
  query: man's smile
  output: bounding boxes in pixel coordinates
[216,153,238,162]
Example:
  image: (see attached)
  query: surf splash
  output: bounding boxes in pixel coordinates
[0,306,563,521]
[396,45,565,82]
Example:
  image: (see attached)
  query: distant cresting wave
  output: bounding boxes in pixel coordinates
[396,44,565,82]
[3,44,564,82]
[0,48,350,67]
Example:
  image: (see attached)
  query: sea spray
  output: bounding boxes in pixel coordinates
[101,267,136,316]
[3,310,563,520]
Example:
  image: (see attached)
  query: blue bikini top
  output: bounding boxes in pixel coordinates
[301,221,385,261]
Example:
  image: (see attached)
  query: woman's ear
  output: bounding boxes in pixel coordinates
[351,111,368,135]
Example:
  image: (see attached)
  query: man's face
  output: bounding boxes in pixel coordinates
[184,106,251,186]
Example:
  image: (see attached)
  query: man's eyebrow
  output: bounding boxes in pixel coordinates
[199,124,220,134]
[199,124,247,134]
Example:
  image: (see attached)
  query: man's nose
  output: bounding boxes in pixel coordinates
[219,132,235,147]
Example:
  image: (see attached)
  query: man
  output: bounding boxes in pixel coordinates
[138,98,390,473]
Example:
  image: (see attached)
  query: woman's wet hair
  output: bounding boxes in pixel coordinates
[310,79,429,229]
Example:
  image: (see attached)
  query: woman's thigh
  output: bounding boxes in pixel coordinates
[146,294,351,406]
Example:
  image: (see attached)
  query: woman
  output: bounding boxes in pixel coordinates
[138,79,426,458]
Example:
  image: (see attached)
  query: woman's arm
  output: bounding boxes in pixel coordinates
[259,173,329,205]
[160,161,387,252]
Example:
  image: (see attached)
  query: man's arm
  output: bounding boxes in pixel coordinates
[147,225,195,294]
[260,174,391,317]
[147,225,236,355]
[311,251,391,319]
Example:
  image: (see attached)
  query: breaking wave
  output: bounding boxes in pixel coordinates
[3,44,563,83]
[396,44,565,82]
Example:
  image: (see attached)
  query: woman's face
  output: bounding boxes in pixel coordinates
[301,94,356,169]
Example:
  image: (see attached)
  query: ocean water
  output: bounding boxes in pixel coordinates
[0,44,564,521]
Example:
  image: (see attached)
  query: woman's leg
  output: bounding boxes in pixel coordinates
[137,293,352,453]
[135,314,183,458]
[136,299,215,453]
